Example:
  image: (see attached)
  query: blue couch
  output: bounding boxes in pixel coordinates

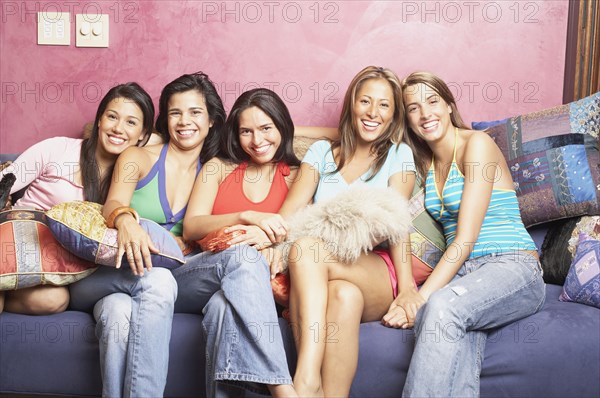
[1,153,599,397]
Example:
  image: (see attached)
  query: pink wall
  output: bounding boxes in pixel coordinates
[1,0,569,153]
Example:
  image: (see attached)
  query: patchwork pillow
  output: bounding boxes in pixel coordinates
[408,184,445,284]
[560,232,600,308]
[568,215,600,256]
[0,209,98,290]
[473,92,600,227]
[45,201,185,270]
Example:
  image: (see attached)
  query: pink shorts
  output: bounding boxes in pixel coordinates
[373,249,430,298]
[373,249,399,298]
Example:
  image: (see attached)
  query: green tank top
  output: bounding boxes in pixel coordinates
[130,144,201,237]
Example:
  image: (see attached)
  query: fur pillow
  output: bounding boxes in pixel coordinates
[540,217,582,285]
[278,185,411,268]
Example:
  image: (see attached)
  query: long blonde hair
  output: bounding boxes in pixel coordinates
[332,66,406,181]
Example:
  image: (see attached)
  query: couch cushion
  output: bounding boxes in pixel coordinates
[560,232,600,308]
[1,285,598,397]
[0,311,102,396]
[480,283,600,397]
[346,284,600,398]
[473,92,600,228]
[45,201,185,270]
[408,185,445,280]
[0,208,98,290]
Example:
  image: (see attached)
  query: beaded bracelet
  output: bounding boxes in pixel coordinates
[106,206,140,228]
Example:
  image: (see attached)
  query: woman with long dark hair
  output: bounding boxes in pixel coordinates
[69,72,226,397]
[0,82,154,315]
[176,88,300,397]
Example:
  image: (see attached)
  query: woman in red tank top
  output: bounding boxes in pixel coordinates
[184,88,300,261]
[178,88,302,398]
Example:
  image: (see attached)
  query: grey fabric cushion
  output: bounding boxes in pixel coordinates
[1,287,598,397]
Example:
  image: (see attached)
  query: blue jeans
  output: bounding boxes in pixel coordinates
[69,266,177,398]
[403,252,546,397]
[173,246,292,398]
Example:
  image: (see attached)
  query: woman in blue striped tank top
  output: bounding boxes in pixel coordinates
[399,72,546,397]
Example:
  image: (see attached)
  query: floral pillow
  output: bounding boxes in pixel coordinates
[45,201,185,270]
[473,92,599,227]
[560,232,600,308]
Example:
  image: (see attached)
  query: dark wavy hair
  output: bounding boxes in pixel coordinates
[221,88,300,167]
[80,82,154,204]
[401,71,469,181]
[155,72,226,164]
[333,66,406,181]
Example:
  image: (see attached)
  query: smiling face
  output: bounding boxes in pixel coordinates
[96,97,146,158]
[403,82,453,142]
[167,90,213,151]
[353,78,395,145]
[238,106,282,165]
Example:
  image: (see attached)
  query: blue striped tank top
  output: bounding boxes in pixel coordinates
[424,129,536,259]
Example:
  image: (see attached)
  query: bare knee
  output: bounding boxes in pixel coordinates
[5,286,69,315]
[327,281,364,317]
[288,237,326,270]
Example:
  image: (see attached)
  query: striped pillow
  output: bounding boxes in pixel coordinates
[0,209,97,290]
[408,185,446,284]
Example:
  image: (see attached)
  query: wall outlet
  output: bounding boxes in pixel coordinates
[76,14,109,48]
[37,12,70,46]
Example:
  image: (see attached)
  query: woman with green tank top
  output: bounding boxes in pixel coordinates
[69,72,226,398]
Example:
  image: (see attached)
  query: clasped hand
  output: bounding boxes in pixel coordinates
[224,224,273,250]
[240,211,289,243]
[381,288,426,329]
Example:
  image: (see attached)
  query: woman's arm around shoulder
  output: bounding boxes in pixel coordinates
[295,126,339,141]
[102,146,155,275]
[103,145,152,218]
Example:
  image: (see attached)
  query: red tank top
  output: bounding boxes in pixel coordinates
[211,162,290,215]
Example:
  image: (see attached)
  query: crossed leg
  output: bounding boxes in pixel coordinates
[288,237,395,397]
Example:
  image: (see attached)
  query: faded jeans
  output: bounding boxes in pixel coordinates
[69,266,177,398]
[403,252,546,397]
[173,246,292,398]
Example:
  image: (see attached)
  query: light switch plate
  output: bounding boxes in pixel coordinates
[37,12,70,45]
[76,14,109,48]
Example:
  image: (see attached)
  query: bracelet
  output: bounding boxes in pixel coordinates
[106,206,140,228]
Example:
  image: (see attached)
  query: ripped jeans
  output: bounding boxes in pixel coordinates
[403,252,546,397]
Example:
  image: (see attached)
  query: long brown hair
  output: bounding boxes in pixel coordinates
[332,66,405,181]
[222,88,300,167]
[80,83,154,203]
[401,71,469,181]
